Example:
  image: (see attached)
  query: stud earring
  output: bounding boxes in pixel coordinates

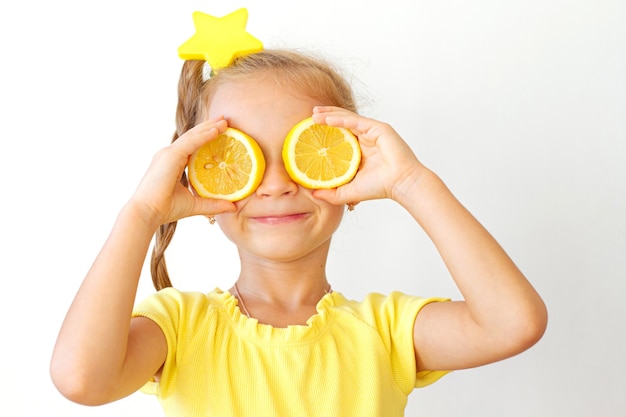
[347,202,357,211]
[208,216,216,225]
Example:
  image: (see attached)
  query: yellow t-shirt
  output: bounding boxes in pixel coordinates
[132,288,448,417]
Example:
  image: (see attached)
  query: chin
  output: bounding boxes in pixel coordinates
[244,237,332,263]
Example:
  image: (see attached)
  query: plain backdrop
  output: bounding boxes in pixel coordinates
[1,1,624,416]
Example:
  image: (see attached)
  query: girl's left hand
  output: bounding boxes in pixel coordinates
[311,106,426,205]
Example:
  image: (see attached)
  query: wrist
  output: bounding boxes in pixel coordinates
[390,164,438,206]
[119,199,165,233]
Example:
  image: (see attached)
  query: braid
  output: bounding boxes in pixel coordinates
[150,222,177,290]
[149,60,205,290]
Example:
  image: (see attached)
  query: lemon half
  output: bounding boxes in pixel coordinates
[282,117,361,189]
[188,128,266,201]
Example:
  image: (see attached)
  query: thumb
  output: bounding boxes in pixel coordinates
[313,187,357,206]
[191,197,237,217]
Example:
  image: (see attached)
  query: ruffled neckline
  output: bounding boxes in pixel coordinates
[207,287,340,344]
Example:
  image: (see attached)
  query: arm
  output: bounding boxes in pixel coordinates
[398,169,547,371]
[50,119,236,405]
[312,107,547,372]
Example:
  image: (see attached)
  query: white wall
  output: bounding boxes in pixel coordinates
[1,1,624,416]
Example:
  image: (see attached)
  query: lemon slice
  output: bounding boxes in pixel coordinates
[282,118,361,189]
[188,128,266,201]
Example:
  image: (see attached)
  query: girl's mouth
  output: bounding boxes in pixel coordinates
[251,213,309,225]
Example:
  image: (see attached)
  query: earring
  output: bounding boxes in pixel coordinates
[208,216,216,225]
[347,202,357,211]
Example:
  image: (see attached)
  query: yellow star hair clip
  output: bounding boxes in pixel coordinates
[178,8,263,78]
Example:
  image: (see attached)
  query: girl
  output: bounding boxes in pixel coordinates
[51,50,547,416]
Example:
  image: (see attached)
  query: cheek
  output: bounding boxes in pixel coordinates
[323,204,345,232]
[214,211,240,241]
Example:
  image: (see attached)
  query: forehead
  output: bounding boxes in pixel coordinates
[206,78,322,144]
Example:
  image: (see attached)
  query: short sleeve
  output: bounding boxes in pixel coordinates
[131,287,188,396]
[355,292,450,393]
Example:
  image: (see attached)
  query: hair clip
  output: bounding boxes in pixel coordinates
[178,8,263,80]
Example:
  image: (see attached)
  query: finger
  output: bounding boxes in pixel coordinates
[190,196,237,217]
[312,106,353,125]
[162,195,236,225]
[170,118,228,156]
[312,107,378,137]
[312,105,349,115]
[312,188,341,205]
[313,185,358,206]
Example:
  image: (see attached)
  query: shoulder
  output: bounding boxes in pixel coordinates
[333,291,448,326]
[133,287,227,329]
[335,291,448,350]
[135,286,215,309]
[328,291,448,350]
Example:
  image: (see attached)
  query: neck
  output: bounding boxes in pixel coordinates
[236,242,332,302]
[233,281,331,319]
[236,267,331,307]
[230,252,333,325]
[230,239,330,327]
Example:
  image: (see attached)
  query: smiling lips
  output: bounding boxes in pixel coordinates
[250,212,309,225]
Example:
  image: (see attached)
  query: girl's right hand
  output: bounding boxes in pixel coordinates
[129,118,237,228]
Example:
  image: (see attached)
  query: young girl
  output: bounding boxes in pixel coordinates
[50,32,547,417]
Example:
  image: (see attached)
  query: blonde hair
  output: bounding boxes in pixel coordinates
[150,49,357,290]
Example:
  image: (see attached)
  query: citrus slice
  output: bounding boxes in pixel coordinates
[188,128,265,201]
[282,117,361,189]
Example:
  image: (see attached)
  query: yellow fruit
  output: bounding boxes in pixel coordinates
[282,117,361,189]
[188,128,266,201]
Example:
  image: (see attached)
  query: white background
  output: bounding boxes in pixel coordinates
[1,1,624,416]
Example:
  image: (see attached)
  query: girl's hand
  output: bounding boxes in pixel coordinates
[130,118,236,228]
[311,106,427,205]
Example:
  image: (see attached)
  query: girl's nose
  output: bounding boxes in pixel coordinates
[255,156,298,197]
